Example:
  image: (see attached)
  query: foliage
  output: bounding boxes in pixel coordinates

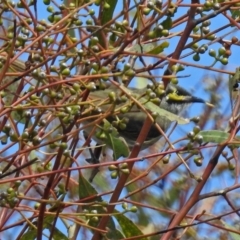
[0,0,239,239]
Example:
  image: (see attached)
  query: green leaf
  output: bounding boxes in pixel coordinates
[230,8,240,20]
[125,41,169,55]
[197,130,229,143]
[197,130,240,146]
[47,226,69,240]
[21,224,68,240]
[21,216,55,240]
[42,216,55,228]
[221,221,240,240]
[161,17,172,30]
[101,0,117,26]
[114,210,147,240]
[125,43,156,53]
[101,119,130,159]
[78,174,102,203]
[117,86,189,124]
[147,41,169,55]
[21,229,37,240]
[138,96,189,125]
[78,175,124,238]
[96,0,117,47]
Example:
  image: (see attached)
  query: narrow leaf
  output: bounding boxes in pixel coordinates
[96,0,117,47]
[78,175,124,238]
[147,41,169,55]
[141,98,189,124]
[221,222,240,240]
[78,174,102,202]
[114,210,147,240]
[197,130,240,146]
[47,226,69,240]
[197,130,230,143]
[125,42,167,54]
[21,229,37,240]
[102,119,130,159]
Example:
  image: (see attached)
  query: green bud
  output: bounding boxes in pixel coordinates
[59,142,68,150]
[194,157,202,166]
[96,132,106,140]
[213,3,220,10]
[209,49,216,57]
[121,169,130,174]
[86,82,96,91]
[7,187,14,194]
[143,7,151,15]
[21,131,29,140]
[202,27,210,34]
[228,162,235,171]
[61,68,70,76]
[187,131,195,140]
[89,9,95,15]
[111,171,118,179]
[171,65,178,73]
[170,77,178,85]
[193,54,200,61]
[108,91,116,102]
[108,165,118,171]
[193,26,199,33]
[125,69,135,77]
[1,135,8,145]
[220,58,228,65]
[147,1,154,9]
[218,47,226,56]
[90,36,99,45]
[118,123,126,130]
[10,132,18,142]
[32,136,42,146]
[130,206,138,213]
[86,19,93,25]
[123,63,131,72]
[121,163,128,169]
[69,3,75,9]
[195,134,203,144]
[43,0,50,4]
[48,15,54,23]
[192,43,198,49]
[47,5,54,13]
[122,202,128,210]
[148,30,156,39]
[190,116,200,123]
[162,156,170,164]
[162,29,169,37]
[120,106,130,113]
[193,125,201,134]
[198,47,205,54]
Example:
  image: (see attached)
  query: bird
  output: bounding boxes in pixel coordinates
[82,83,210,151]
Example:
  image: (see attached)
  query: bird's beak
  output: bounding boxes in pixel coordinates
[185,95,214,107]
[166,93,214,107]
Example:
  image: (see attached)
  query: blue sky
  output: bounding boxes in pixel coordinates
[1,0,240,239]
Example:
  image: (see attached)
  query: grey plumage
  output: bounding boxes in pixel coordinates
[83,84,206,150]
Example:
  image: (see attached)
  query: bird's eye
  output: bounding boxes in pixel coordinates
[233,82,240,91]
